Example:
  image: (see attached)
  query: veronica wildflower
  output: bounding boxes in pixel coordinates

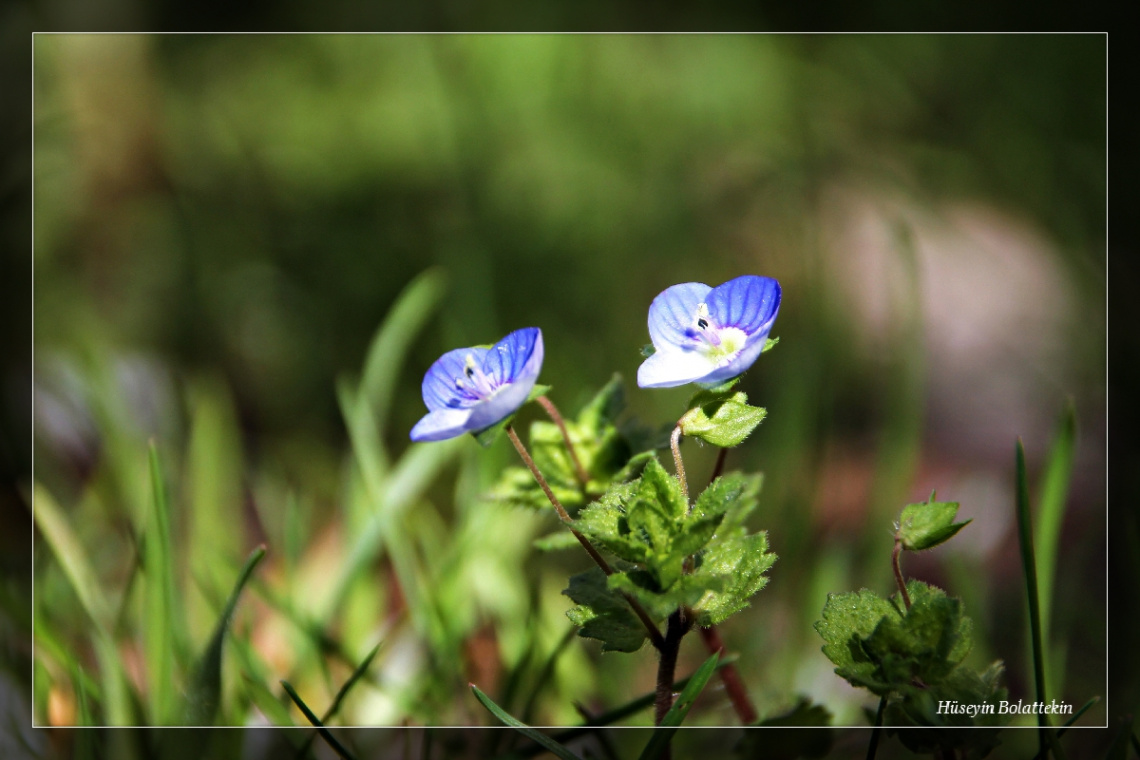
[637,275,781,389]
[410,327,544,442]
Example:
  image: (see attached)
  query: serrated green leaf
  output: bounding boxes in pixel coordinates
[814,588,899,691]
[563,567,647,653]
[861,583,967,689]
[897,499,971,551]
[691,531,776,626]
[691,472,761,531]
[637,458,688,520]
[607,571,716,622]
[679,391,767,448]
[761,336,780,353]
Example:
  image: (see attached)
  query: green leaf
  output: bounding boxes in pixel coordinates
[563,567,648,653]
[607,571,715,622]
[761,336,779,353]
[470,684,585,760]
[859,582,970,689]
[183,545,267,725]
[691,472,762,530]
[637,457,688,521]
[814,588,899,691]
[897,497,971,551]
[679,390,767,448]
[691,531,776,626]
[637,652,720,760]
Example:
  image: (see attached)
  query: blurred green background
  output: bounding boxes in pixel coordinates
[18,32,1106,749]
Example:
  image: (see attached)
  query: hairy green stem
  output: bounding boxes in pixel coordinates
[892,537,911,610]
[670,424,688,502]
[505,425,665,651]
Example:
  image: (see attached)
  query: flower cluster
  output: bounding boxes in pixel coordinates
[411,275,781,440]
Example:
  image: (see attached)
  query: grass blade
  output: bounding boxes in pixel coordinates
[637,652,720,760]
[32,484,132,724]
[145,442,179,725]
[1016,440,1066,760]
[509,654,739,758]
[1031,696,1102,760]
[470,683,585,760]
[282,681,357,760]
[360,267,448,429]
[32,485,115,629]
[1033,401,1077,696]
[183,544,267,725]
[297,640,385,757]
[321,437,464,621]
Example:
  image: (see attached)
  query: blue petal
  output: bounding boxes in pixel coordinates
[694,333,769,387]
[637,348,719,388]
[483,327,542,386]
[647,282,713,350]
[410,408,475,442]
[706,276,781,335]
[468,329,544,431]
[421,347,490,412]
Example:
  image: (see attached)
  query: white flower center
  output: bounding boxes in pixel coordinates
[689,303,746,365]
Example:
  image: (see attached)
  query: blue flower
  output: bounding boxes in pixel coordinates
[637,275,781,389]
[410,327,545,442]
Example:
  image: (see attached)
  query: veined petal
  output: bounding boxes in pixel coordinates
[483,327,543,386]
[647,282,713,350]
[467,369,538,431]
[637,348,719,388]
[410,407,475,442]
[469,329,544,431]
[706,276,781,335]
[421,347,489,411]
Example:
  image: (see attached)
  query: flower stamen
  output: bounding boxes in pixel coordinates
[455,353,498,400]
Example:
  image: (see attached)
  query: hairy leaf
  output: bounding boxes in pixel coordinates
[679,390,767,448]
[897,497,970,552]
[563,568,647,653]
